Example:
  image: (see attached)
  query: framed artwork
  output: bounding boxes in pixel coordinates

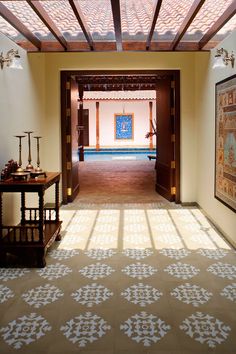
[215,74,236,212]
[114,114,134,140]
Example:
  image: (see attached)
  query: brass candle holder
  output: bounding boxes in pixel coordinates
[34,136,42,172]
[14,135,26,172]
[24,131,34,171]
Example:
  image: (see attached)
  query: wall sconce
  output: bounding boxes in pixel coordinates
[0,49,23,70]
[213,48,235,69]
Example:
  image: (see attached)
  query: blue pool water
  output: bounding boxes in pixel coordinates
[83,148,156,161]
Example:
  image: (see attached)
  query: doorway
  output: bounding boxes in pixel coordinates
[61,70,180,204]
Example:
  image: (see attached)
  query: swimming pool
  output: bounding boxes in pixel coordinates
[83,148,156,161]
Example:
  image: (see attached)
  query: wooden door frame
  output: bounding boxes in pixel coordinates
[61,70,180,204]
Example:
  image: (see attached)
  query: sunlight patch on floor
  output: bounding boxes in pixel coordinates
[59,206,232,252]
[123,209,152,249]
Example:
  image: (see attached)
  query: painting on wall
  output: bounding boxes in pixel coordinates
[114,114,134,140]
[215,74,236,212]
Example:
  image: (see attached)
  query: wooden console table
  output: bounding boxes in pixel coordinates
[0,172,62,267]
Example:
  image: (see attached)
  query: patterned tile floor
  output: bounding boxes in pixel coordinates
[0,202,236,354]
[0,157,234,354]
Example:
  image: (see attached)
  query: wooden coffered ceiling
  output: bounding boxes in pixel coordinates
[0,0,236,52]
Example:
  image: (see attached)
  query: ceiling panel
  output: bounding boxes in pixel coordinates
[0,0,55,40]
[121,0,153,41]
[211,13,236,42]
[77,0,115,41]
[0,14,22,39]
[153,0,193,41]
[182,0,235,41]
[0,0,235,51]
[39,0,86,41]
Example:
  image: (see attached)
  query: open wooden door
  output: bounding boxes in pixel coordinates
[61,74,80,203]
[78,109,89,147]
[83,109,89,146]
[156,74,180,202]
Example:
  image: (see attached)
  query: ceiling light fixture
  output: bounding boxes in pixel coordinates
[0,49,23,70]
[213,48,235,69]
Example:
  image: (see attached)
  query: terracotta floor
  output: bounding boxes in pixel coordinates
[0,161,236,354]
[73,159,164,204]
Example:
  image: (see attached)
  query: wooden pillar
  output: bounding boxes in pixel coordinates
[96,101,100,151]
[149,101,154,150]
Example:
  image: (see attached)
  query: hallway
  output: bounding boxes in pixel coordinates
[75,159,163,204]
[0,161,235,353]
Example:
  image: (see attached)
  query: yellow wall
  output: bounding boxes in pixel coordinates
[41,51,198,202]
[1,30,235,244]
[195,30,236,245]
[0,34,45,223]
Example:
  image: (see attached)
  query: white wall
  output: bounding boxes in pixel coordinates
[195,30,236,245]
[0,34,45,223]
[83,100,156,147]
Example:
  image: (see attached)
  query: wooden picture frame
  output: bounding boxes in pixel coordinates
[215,74,236,212]
[114,113,134,140]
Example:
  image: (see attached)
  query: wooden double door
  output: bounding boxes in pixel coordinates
[61,70,180,204]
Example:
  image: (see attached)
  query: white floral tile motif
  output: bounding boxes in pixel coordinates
[69,214,92,224]
[96,215,118,223]
[79,263,115,280]
[171,283,212,307]
[154,224,176,232]
[123,234,150,245]
[121,283,162,307]
[37,263,72,280]
[183,224,202,232]
[60,312,111,347]
[220,283,236,303]
[124,224,147,232]
[164,262,200,280]
[66,224,88,233]
[71,283,113,307]
[207,262,236,280]
[120,312,171,346]
[197,249,228,260]
[0,313,51,349]
[190,234,214,246]
[122,249,153,260]
[22,284,64,308]
[60,234,86,246]
[48,249,79,260]
[89,234,117,245]
[155,234,182,245]
[0,285,14,304]
[159,248,191,260]
[0,268,30,282]
[180,312,231,348]
[84,249,116,260]
[122,263,157,280]
[94,224,117,233]
[124,215,145,223]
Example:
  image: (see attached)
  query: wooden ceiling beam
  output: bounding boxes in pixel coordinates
[170,0,206,50]
[16,40,211,52]
[26,0,68,50]
[146,0,163,50]
[0,2,41,50]
[110,0,123,52]
[68,0,94,51]
[199,1,236,49]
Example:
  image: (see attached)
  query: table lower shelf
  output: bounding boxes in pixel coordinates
[0,221,62,267]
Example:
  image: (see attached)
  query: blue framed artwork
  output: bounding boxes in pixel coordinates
[114,114,134,140]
